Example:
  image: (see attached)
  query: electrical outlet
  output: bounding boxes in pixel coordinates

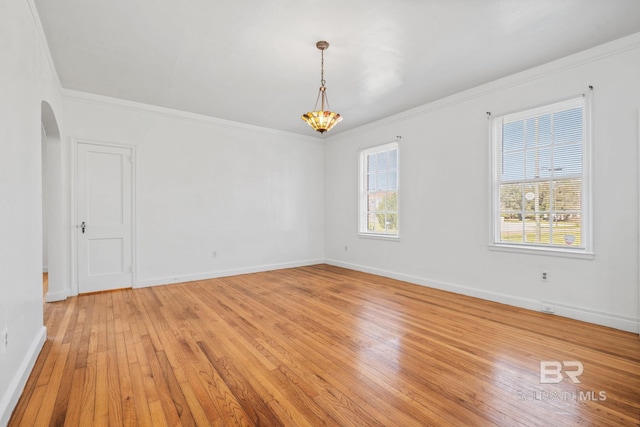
[0,328,7,354]
[541,304,555,313]
[541,271,549,282]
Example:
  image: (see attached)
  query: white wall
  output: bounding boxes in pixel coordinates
[0,0,63,424]
[62,93,325,291]
[325,34,640,333]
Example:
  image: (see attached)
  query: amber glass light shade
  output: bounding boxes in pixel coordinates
[301,110,343,134]
[301,86,343,134]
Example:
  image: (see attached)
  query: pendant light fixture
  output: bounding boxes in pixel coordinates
[301,41,342,134]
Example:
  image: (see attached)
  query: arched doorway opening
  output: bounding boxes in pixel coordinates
[41,101,67,301]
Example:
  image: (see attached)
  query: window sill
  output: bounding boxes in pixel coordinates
[358,233,401,242]
[488,243,595,260]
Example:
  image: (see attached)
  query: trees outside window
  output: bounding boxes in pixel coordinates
[359,142,399,237]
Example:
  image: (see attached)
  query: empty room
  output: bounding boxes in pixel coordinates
[2,0,640,426]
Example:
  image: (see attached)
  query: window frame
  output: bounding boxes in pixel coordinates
[489,94,593,258]
[358,141,400,239]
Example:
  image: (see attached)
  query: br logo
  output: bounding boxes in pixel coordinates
[540,361,584,384]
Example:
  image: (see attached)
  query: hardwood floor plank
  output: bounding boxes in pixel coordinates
[177,382,213,427]
[113,329,135,426]
[197,341,287,426]
[78,353,97,426]
[32,342,70,425]
[148,400,169,427]
[94,350,109,426]
[119,292,139,366]
[15,384,47,427]
[156,350,197,427]
[128,361,153,426]
[105,352,123,427]
[74,294,96,370]
[63,367,86,426]
[48,300,85,424]
[9,265,640,426]
[166,327,227,421]
[139,334,183,426]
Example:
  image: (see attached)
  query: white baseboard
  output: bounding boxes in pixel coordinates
[0,326,47,426]
[325,259,639,334]
[543,301,639,333]
[45,289,68,302]
[135,258,325,288]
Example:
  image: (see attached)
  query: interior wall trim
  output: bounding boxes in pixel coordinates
[0,326,46,426]
[134,258,326,289]
[61,89,321,141]
[45,289,69,303]
[25,0,62,88]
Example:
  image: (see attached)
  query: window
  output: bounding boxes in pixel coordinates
[491,96,592,254]
[359,142,399,237]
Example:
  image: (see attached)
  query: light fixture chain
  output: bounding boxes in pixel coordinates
[320,48,326,87]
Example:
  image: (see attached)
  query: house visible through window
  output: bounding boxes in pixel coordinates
[491,96,591,253]
[359,142,399,237]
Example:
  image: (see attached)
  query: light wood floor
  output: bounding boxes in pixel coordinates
[11,265,640,426]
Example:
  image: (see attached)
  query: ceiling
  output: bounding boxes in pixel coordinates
[34,0,640,136]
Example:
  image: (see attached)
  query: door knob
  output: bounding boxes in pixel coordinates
[81,222,86,234]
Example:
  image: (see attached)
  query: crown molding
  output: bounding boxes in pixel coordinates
[25,0,62,89]
[61,88,319,141]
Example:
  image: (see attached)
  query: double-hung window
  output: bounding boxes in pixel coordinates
[359,142,399,237]
[491,96,592,255]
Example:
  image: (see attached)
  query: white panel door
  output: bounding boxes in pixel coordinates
[77,143,133,293]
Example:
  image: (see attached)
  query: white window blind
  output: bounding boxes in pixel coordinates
[359,142,399,237]
[492,96,591,253]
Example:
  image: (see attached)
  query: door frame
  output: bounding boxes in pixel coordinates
[71,138,137,295]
